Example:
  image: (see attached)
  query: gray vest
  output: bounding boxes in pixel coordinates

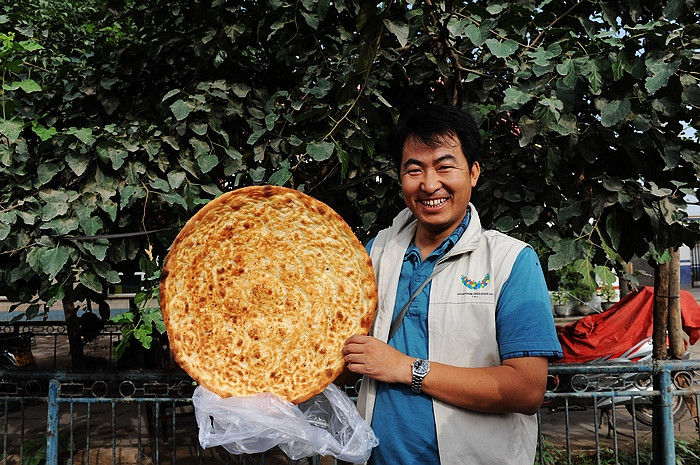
[358,205,537,465]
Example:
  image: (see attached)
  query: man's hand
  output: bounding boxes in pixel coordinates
[342,335,413,385]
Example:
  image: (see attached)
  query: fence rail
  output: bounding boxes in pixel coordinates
[1,324,699,464]
[543,360,700,465]
[1,360,699,465]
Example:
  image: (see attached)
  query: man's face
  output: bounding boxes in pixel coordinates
[400,134,480,238]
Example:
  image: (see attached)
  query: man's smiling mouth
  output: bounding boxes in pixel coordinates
[421,198,448,207]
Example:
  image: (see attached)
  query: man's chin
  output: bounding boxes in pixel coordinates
[418,217,456,234]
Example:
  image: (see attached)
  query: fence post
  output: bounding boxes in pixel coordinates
[654,367,676,465]
[46,378,59,465]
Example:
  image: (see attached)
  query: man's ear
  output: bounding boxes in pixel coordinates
[470,161,481,186]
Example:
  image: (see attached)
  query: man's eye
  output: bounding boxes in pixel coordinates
[405,168,422,175]
[437,165,454,171]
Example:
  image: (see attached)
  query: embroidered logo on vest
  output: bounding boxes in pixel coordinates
[460,273,491,290]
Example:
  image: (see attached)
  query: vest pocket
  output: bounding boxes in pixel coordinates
[431,301,497,349]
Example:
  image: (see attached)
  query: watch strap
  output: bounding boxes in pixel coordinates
[411,374,424,393]
[411,359,430,393]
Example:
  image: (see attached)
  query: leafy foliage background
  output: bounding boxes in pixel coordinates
[1,0,698,330]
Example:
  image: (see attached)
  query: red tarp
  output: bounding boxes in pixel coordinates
[556,286,700,363]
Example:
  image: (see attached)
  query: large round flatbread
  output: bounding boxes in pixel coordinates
[160,185,377,404]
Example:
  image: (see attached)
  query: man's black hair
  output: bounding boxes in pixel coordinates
[387,103,482,170]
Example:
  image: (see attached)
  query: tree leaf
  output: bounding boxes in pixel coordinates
[79,216,103,236]
[501,88,532,111]
[0,223,10,241]
[79,270,103,293]
[600,99,631,127]
[37,163,61,185]
[548,238,588,271]
[383,19,409,47]
[118,185,143,208]
[573,258,597,290]
[197,152,219,173]
[612,56,625,81]
[494,215,518,232]
[67,127,95,145]
[107,147,128,170]
[134,326,153,349]
[169,99,193,121]
[232,83,250,98]
[99,199,118,221]
[485,38,519,58]
[16,78,41,93]
[167,171,187,189]
[160,191,188,208]
[41,246,72,280]
[33,125,57,141]
[83,239,110,261]
[0,144,11,166]
[0,119,23,141]
[268,167,292,186]
[301,10,319,29]
[306,141,335,161]
[41,201,70,222]
[464,24,486,46]
[602,175,623,192]
[582,58,603,94]
[18,39,44,52]
[65,152,89,176]
[556,57,581,89]
[645,58,680,94]
[246,129,266,146]
[521,206,542,226]
[663,0,684,20]
[42,217,79,235]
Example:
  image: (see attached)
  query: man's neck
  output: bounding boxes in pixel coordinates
[412,209,470,260]
[413,228,454,260]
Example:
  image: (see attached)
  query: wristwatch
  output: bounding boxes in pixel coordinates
[411,358,431,393]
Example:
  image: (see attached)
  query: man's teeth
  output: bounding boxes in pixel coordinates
[422,198,447,207]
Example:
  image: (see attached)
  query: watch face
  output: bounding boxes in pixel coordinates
[413,359,430,376]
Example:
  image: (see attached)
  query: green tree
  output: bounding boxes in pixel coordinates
[1,0,698,367]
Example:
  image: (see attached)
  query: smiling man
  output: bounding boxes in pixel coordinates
[342,104,562,465]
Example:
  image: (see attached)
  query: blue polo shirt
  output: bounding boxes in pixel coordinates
[366,212,562,465]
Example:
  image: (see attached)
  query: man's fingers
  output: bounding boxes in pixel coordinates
[342,334,372,355]
[345,334,370,344]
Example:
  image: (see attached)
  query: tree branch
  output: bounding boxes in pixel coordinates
[530,0,588,50]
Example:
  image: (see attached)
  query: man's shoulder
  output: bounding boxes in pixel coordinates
[479,228,530,250]
[369,209,416,251]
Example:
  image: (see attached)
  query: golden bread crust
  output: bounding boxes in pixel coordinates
[160,185,377,404]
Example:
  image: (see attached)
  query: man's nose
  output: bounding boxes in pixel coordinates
[421,168,441,193]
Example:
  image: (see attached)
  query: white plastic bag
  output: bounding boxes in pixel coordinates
[193,383,378,463]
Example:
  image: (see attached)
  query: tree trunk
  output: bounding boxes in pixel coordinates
[667,248,699,426]
[652,260,669,360]
[667,248,684,359]
[62,282,86,370]
[652,248,688,463]
[652,257,669,464]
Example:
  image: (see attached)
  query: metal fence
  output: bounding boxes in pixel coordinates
[542,360,700,465]
[692,242,700,288]
[0,328,699,465]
